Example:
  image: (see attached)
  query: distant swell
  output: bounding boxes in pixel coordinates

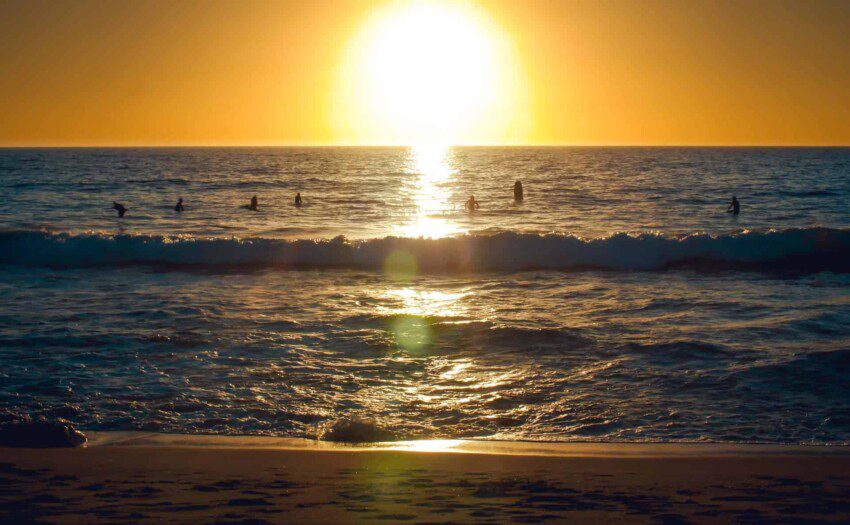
[1,228,849,273]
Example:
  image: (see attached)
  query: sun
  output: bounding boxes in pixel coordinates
[333,0,529,145]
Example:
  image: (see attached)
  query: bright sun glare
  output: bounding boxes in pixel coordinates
[394,144,464,238]
[334,0,528,145]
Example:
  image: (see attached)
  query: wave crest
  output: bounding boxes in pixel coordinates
[318,417,399,442]
[1,228,848,273]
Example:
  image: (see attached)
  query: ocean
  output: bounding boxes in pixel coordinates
[1,146,849,444]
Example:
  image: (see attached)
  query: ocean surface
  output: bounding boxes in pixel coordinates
[1,147,849,444]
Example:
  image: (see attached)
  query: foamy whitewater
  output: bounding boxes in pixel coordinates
[1,147,849,444]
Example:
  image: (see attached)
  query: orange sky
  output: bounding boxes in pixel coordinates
[1,0,848,146]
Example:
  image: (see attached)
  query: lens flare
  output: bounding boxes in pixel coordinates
[391,315,431,353]
[384,249,418,281]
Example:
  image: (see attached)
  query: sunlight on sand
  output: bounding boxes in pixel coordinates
[395,439,466,453]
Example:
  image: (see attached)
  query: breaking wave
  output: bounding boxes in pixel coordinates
[1,227,849,273]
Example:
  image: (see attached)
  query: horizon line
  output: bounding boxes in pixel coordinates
[1,143,849,149]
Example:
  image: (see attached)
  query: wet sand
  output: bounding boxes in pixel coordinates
[1,433,849,523]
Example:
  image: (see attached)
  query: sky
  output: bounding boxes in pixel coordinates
[1,0,849,146]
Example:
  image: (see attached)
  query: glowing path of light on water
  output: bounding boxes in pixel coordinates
[394,144,464,240]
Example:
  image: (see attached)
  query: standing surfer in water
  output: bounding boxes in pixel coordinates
[514,180,524,201]
[248,195,258,211]
[112,202,127,218]
[294,192,302,207]
[465,195,480,212]
[175,198,184,212]
[727,195,740,215]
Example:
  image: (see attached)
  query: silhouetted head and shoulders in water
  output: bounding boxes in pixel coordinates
[294,192,302,207]
[246,195,258,211]
[112,202,127,218]
[514,180,524,201]
[175,198,184,212]
[727,195,740,215]
[465,195,480,212]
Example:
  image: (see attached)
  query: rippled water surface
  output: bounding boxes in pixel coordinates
[2,146,849,238]
[1,147,849,443]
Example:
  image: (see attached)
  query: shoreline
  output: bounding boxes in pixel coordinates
[3,433,849,523]
[85,431,850,457]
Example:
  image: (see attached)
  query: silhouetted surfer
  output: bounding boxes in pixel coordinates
[465,195,480,212]
[175,198,184,212]
[294,192,302,207]
[727,195,740,215]
[514,180,524,201]
[112,202,127,218]
[247,195,258,211]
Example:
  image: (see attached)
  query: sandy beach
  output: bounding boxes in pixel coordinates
[1,434,849,524]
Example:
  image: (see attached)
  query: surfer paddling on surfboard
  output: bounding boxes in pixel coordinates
[112,202,127,218]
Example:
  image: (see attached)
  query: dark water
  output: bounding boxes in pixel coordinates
[1,147,849,443]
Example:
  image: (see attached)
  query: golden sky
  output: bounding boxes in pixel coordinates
[1,0,849,146]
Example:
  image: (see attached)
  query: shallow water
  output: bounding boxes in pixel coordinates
[1,147,849,443]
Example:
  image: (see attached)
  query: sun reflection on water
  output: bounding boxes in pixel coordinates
[394,144,464,239]
[380,287,470,354]
[380,288,469,318]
